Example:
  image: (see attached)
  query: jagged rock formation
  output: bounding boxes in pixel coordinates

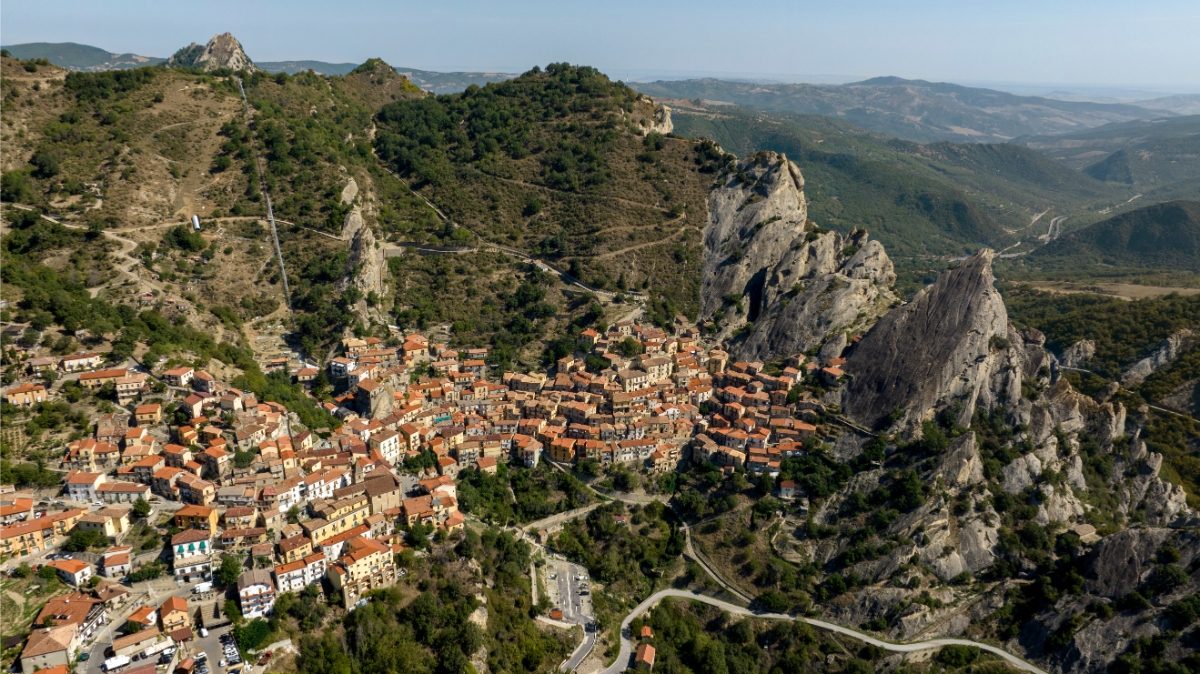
[1121,329,1196,386]
[337,178,388,327]
[700,153,896,360]
[843,250,1032,430]
[792,244,1196,672]
[168,33,256,72]
[1036,527,1200,673]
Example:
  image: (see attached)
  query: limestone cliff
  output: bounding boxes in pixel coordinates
[701,153,896,360]
[337,178,388,327]
[843,249,1027,430]
[792,249,1195,674]
[168,33,256,72]
[1121,329,1196,386]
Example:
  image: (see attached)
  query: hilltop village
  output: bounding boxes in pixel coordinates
[1,315,849,674]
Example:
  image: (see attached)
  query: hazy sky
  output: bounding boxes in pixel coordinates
[3,0,1199,90]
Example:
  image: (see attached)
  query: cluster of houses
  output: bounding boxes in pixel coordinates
[1,316,850,673]
[315,321,837,482]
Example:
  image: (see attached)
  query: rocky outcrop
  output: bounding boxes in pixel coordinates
[636,97,673,135]
[1060,339,1096,369]
[339,178,387,326]
[1160,378,1200,417]
[700,153,896,360]
[843,250,1024,430]
[168,33,256,72]
[1121,329,1196,386]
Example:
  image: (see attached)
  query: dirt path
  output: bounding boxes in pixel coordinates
[153,120,195,134]
[563,222,694,261]
[9,204,145,297]
[470,167,672,214]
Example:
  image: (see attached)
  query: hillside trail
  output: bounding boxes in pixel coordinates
[8,204,143,297]
[469,167,673,214]
[562,221,694,261]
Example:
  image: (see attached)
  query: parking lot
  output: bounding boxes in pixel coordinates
[541,556,599,671]
[188,623,245,673]
[543,556,594,628]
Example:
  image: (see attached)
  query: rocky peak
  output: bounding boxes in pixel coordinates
[844,249,1023,430]
[700,152,896,360]
[168,32,255,72]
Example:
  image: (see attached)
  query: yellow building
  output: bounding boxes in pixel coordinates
[326,536,396,608]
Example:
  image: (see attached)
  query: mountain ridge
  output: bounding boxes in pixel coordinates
[635,76,1173,143]
[1,40,514,94]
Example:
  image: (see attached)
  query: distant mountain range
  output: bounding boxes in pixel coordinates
[0,41,164,70]
[0,41,513,94]
[636,76,1175,143]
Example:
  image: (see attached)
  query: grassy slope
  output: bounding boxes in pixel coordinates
[1,56,447,358]
[1,57,248,225]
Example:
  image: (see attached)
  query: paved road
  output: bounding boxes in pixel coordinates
[562,627,597,672]
[599,589,1050,674]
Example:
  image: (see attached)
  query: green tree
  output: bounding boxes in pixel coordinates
[132,497,151,519]
[63,528,109,551]
[216,554,244,587]
[29,149,61,179]
[224,598,243,625]
[615,337,644,358]
[233,618,272,651]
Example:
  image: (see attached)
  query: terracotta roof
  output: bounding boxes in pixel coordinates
[21,625,75,657]
[161,595,188,614]
[171,528,210,545]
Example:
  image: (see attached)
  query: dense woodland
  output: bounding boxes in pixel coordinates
[296,528,568,674]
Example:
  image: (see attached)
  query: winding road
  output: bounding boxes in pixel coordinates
[529,465,1048,674]
[599,589,1049,674]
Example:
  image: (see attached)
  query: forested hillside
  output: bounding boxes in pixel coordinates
[663,104,1121,262]
[374,63,721,320]
[1020,115,1200,201]
[1023,200,1200,274]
